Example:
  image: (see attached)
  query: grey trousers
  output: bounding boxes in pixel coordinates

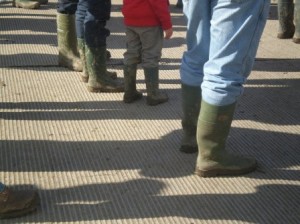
[123,26,163,68]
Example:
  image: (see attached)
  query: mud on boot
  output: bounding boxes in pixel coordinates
[85,45,124,93]
[57,13,83,72]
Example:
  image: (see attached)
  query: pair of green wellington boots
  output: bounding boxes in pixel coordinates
[181,83,257,177]
[277,0,300,43]
[123,65,168,106]
[57,13,122,92]
[12,0,47,9]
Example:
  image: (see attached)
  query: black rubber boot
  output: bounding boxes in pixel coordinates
[123,64,143,103]
[277,0,295,39]
[144,67,168,106]
[180,83,201,153]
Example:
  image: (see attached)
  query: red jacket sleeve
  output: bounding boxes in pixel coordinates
[147,0,172,30]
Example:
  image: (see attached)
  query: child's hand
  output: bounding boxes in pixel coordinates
[164,28,173,39]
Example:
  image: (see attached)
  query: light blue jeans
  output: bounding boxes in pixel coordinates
[180,0,270,106]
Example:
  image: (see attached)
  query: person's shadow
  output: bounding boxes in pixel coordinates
[5,182,300,223]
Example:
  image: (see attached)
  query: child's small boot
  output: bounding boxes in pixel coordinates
[123,64,143,103]
[277,0,295,39]
[144,67,168,106]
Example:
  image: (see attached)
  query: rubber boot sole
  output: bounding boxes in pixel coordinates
[123,91,143,103]
[195,162,257,177]
[146,96,169,106]
[81,71,117,83]
[87,85,124,93]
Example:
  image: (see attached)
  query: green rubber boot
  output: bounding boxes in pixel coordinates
[12,0,40,9]
[57,13,82,72]
[77,38,89,82]
[277,0,295,39]
[293,1,300,43]
[77,38,117,83]
[144,67,168,106]
[85,45,124,93]
[195,100,257,177]
[180,83,201,154]
[123,64,143,103]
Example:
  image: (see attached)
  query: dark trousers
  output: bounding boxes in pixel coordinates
[57,0,111,48]
[57,0,78,15]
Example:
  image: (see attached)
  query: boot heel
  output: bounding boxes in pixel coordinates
[195,168,218,177]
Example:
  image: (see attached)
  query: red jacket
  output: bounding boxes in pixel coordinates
[122,0,172,30]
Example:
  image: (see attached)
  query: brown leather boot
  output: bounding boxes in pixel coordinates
[0,186,39,219]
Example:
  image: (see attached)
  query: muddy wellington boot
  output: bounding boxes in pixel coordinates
[57,13,82,71]
[123,64,143,103]
[195,100,257,177]
[0,186,39,219]
[277,0,295,39]
[144,67,168,106]
[12,0,40,9]
[77,38,89,82]
[293,1,300,43]
[180,83,201,153]
[85,45,124,92]
[77,38,117,83]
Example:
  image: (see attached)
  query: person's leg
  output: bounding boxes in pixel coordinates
[140,27,168,106]
[179,0,210,153]
[176,0,183,9]
[76,0,116,83]
[277,0,295,39]
[123,26,143,103]
[293,0,300,43]
[196,0,270,177]
[0,182,39,219]
[57,0,83,71]
[84,0,123,92]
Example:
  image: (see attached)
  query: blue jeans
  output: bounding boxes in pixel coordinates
[75,0,111,47]
[0,182,5,192]
[180,0,270,106]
